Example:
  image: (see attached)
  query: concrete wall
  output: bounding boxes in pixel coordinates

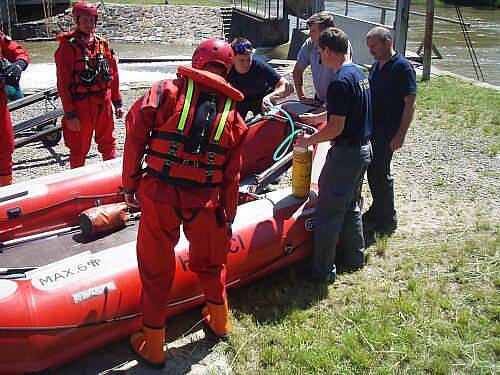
[331,13,393,66]
[12,4,224,45]
[230,9,289,47]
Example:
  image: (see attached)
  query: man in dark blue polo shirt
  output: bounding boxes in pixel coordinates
[364,26,417,236]
[227,37,293,119]
[296,27,372,283]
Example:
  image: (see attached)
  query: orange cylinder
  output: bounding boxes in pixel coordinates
[292,145,313,198]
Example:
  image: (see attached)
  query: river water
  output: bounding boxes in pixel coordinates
[16,1,500,90]
[324,0,500,85]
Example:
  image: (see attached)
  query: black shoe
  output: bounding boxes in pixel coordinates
[362,211,379,233]
[297,266,336,283]
[374,221,397,236]
[362,210,378,224]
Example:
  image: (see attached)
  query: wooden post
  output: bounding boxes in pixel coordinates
[422,0,435,81]
[1,0,18,36]
[380,8,386,25]
[345,0,348,16]
[394,0,410,55]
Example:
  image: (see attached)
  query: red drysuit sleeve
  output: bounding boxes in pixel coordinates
[108,47,122,105]
[0,34,30,65]
[220,112,248,222]
[54,40,76,115]
[122,81,168,193]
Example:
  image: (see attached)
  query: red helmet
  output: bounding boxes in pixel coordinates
[72,2,98,18]
[192,38,234,75]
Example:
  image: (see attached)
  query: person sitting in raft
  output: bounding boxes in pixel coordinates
[226,37,294,119]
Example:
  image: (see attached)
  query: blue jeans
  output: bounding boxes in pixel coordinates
[311,142,372,279]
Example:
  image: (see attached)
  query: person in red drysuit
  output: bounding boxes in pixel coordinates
[54,2,123,169]
[122,38,248,369]
[0,32,29,186]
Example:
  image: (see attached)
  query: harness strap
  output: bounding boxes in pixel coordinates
[150,130,229,155]
[145,149,224,170]
[174,207,202,223]
[144,167,221,188]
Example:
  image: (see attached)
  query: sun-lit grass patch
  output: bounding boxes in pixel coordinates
[224,229,499,373]
[416,77,500,155]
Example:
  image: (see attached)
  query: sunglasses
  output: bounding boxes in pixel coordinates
[235,42,252,52]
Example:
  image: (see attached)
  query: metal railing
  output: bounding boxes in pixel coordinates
[345,0,470,28]
[233,0,284,19]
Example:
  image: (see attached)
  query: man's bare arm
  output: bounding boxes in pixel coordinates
[390,93,416,151]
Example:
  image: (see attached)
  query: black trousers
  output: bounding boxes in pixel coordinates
[366,126,397,225]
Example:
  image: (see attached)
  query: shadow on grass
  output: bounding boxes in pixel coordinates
[228,265,329,324]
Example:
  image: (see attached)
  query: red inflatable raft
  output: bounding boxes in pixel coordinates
[0,102,325,374]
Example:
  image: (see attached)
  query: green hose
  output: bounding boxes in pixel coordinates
[269,105,302,161]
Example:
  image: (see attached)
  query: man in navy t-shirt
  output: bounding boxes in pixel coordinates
[296,28,372,283]
[227,37,293,119]
[364,26,417,236]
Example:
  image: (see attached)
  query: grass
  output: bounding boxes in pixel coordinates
[212,76,500,374]
[416,76,500,156]
[224,229,499,374]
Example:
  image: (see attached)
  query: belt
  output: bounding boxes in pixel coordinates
[333,138,370,147]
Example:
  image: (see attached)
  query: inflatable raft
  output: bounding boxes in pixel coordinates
[0,101,324,374]
[0,101,317,243]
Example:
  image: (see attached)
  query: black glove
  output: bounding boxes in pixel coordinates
[4,60,27,87]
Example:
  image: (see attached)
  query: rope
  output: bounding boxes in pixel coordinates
[455,5,484,82]
[268,105,302,162]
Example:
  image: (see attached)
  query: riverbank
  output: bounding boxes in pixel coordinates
[9,74,497,372]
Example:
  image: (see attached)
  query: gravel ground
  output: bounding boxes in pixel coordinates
[8,69,500,374]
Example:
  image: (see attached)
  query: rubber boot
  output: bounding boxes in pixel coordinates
[0,174,12,187]
[130,325,166,369]
[202,300,230,338]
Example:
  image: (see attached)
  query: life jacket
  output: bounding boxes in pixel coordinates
[0,33,7,90]
[57,30,113,97]
[144,66,244,188]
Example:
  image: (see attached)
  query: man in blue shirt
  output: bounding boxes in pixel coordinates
[293,11,335,106]
[227,37,293,119]
[296,27,372,283]
[364,26,417,236]
[293,12,353,126]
